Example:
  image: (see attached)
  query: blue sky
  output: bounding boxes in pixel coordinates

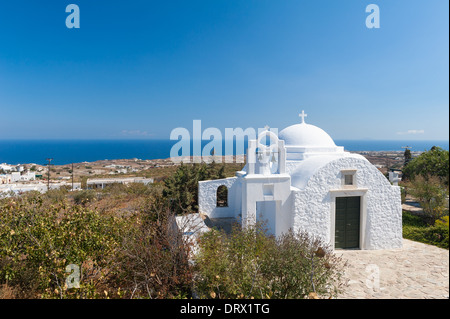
[0,0,448,140]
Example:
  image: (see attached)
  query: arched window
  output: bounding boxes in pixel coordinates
[216,185,228,207]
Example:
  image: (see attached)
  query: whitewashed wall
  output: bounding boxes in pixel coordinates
[198,177,241,218]
[291,155,402,250]
[241,175,292,236]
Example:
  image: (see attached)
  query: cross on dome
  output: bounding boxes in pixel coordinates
[264,125,270,131]
[299,110,307,124]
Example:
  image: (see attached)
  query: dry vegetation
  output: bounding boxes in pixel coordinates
[0,161,346,299]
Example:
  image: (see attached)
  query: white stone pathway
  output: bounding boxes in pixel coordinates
[337,239,449,299]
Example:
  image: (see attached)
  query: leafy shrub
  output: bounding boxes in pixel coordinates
[0,183,195,299]
[0,193,123,298]
[163,162,226,215]
[402,146,449,186]
[72,189,96,206]
[114,195,193,299]
[435,216,449,227]
[403,211,449,249]
[400,186,407,204]
[193,223,346,299]
[125,182,154,196]
[45,188,69,203]
[402,210,426,227]
[97,183,155,199]
[405,175,448,223]
[403,224,449,250]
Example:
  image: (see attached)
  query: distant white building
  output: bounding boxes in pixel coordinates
[48,182,82,191]
[0,171,36,183]
[198,112,402,250]
[0,174,12,184]
[11,172,21,182]
[20,172,36,181]
[0,164,13,172]
[0,182,47,195]
[0,181,82,196]
[87,177,154,189]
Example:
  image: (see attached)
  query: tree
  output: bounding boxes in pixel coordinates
[402,146,449,186]
[405,175,448,224]
[404,149,412,166]
[163,162,226,215]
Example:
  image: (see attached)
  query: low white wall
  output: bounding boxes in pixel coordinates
[198,177,240,218]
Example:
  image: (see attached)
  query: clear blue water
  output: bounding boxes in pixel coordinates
[0,139,448,165]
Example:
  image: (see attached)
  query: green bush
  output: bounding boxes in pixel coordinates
[46,188,69,203]
[402,146,449,186]
[435,216,449,227]
[405,175,448,223]
[400,186,407,204]
[193,224,346,299]
[402,211,449,249]
[125,182,154,196]
[402,211,426,227]
[163,162,226,215]
[0,186,194,299]
[0,193,123,298]
[72,189,96,206]
[403,225,449,250]
[114,195,193,299]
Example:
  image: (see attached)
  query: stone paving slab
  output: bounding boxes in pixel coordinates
[337,239,449,299]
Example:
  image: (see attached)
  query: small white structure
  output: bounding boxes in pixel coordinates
[175,214,211,258]
[1,171,36,183]
[0,181,83,196]
[87,177,154,189]
[0,164,13,172]
[10,172,21,183]
[0,182,48,195]
[389,170,402,186]
[0,174,12,184]
[20,172,36,181]
[199,112,402,250]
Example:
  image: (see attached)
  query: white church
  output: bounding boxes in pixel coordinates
[198,112,403,250]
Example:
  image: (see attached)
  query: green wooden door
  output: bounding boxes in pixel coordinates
[335,197,360,249]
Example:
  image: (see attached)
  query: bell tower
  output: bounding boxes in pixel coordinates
[247,127,286,176]
[241,127,291,236]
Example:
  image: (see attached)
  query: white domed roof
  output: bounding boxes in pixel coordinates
[279,123,337,147]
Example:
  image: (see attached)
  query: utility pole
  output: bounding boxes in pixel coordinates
[46,158,53,191]
[72,163,74,191]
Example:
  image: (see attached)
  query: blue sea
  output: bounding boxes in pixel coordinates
[0,139,448,165]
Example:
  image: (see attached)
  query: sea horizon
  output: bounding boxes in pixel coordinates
[0,139,449,166]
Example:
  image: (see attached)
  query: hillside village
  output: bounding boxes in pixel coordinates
[0,157,174,195]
